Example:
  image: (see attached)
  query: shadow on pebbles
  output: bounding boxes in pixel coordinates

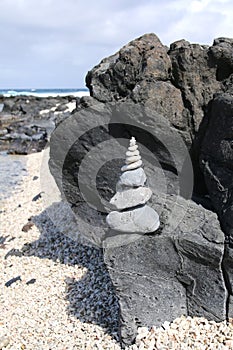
[1,152,121,350]
[27,207,120,339]
[8,204,121,349]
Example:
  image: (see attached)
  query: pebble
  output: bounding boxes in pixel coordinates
[121,159,142,172]
[5,275,22,287]
[128,145,138,151]
[129,316,233,350]
[125,155,141,164]
[137,327,149,340]
[0,336,10,349]
[1,152,120,350]
[32,192,43,201]
[126,150,140,157]
[26,278,36,285]
[22,221,34,232]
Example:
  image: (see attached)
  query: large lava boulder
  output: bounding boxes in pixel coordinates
[86,34,190,147]
[86,34,233,196]
[49,33,233,347]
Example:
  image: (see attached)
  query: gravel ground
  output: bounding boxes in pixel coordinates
[131,317,233,350]
[1,151,233,350]
[0,151,120,350]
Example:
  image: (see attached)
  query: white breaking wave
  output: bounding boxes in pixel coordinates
[2,90,90,98]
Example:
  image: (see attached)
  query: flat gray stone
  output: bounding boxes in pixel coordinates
[110,186,152,210]
[116,167,147,189]
[106,205,160,233]
[121,159,142,172]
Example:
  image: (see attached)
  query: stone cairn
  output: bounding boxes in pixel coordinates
[106,137,160,233]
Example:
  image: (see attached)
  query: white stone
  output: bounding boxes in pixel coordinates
[110,187,152,210]
[162,321,170,330]
[116,167,147,189]
[125,155,141,164]
[126,150,140,157]
[137,327,149,340]
[121,159,142,172]
[128,145,138,151]
[129,136,136,146]
[106,205,160,233]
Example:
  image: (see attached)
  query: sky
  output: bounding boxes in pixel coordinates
[0,0,232,89]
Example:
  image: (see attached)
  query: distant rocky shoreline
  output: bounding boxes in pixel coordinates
[0,95,80,154]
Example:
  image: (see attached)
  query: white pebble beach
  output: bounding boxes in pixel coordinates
[0,151,233,350]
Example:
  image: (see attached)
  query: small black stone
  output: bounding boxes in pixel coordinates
[0,236,9,244]
[33,176,39,181]
[32,192,43,201]
[5,276,22,287]
[26,278,36,285]
[5,248,23,259]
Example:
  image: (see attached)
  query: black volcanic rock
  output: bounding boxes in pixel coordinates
[168,40,223,194]
[48,33,233,347]
[168,39,221,134]
[85,35,233,191]
[86,33,172,102]
[85,35,233,148]
[104,194,227,347]
[0,95,76,154]
[84,34,233,194]
[200,93,233,238]
[209,37,233,81]
[86,34,191,145]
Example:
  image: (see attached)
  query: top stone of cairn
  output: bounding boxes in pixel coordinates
[121,137,142,172]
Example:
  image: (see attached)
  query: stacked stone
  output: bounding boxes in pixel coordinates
[106,137,160,233]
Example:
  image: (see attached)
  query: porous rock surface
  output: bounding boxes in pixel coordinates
[86,34,232,147]
[86,34,233,194]
[104,194,227,347]
[200,93,233,239]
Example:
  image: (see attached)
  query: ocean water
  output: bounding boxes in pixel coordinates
[0,88,89,98]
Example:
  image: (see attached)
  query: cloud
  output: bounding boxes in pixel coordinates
[0,0,232,87]
[165,0,233,43]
